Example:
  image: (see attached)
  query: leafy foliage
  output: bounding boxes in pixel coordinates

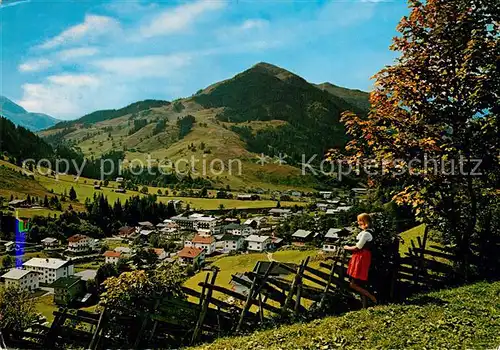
[336,0,500,275]
[177,114,196,139]
[0,285,37,331]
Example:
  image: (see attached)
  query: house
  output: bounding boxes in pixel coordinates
[4,241,15,252]
[230,273,253,295]
[41,237,58,248]
[114,246,132,255]
[291,191,302,197]
[116,177,124,183]
[51,276,84,305]
[67,234,94,253]
[118,226,136,237]
[222,223,253,236]
[221,234,244,253]
[291,229,314,245]
[326,206,353,215]
[171,215,196,230]
[194,216,218,231]
[138,221,154,229]
[1,268,39,291]
[268,208,291,218]
[253,261,297,277]
[270,236,284,249]
[74,269,97,282]
[245,235,271,252]
[177,247,205,267]
[103,250,121,264]
[115,188,126,193]
[186,235,216,255]
[243,218,258,229]
[322,228,343,252]
[319,191,333,199]
[94,185,101,190]
[8,199,30,208]
[152,248,168,260]
[23,258,74,284]
[237,194,260,200]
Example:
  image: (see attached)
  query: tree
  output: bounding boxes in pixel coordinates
[0,286,37,330]
[276,200,281,208]
[2,255,13,269]
[69,187,77,201]
[140,186,149,194]
[101,266,186,344]
[200,187,208,197]
[336,0,499,277]
[43,195,49,207]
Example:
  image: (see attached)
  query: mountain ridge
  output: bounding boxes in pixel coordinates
[38,62,370,190]
[0,96,60,131]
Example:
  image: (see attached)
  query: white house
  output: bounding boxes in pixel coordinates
[323,228,343,252]
[194,216,218,231]
[67,234,94,253]
[185,235,216,255]
[23,258,74,284]
[268,208,291,218]
[221,234,244,253]
[223,224,253,236]
[41,237,58,248]
[103,250,121,264]
[245,235,271,252]
[2,268,39,291]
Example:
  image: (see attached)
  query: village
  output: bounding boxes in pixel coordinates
[0,187,368,322]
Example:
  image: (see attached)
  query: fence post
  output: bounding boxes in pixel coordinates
[191,267,219,345]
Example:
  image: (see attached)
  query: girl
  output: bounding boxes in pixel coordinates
[343,213,377,304]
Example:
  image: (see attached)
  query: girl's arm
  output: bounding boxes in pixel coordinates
[343,245,358,251]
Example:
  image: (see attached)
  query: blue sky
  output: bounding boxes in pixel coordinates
[0,0,409,120]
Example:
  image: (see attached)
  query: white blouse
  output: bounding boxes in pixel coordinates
[356,230,373,249]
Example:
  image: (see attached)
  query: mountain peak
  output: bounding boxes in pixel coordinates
[0,95,59,131]
[247,62,300,82]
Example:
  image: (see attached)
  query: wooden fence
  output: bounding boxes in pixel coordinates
[2,227,496,349]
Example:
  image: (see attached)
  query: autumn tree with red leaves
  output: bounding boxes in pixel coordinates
[337,0,499,278]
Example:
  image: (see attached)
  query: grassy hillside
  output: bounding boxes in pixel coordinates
[184,250,319,300]
[0,159,306,219]
[39,62,369,191]
[193,281,500,349]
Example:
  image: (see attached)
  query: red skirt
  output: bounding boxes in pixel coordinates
[347,249,372,281]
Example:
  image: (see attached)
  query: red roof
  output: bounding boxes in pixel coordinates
[68,234,89,243]
[153,248,165,256]
[191,235,215,244]
[178,247,204,258]
[103,251,121,258]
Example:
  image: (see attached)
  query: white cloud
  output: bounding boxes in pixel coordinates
[239,19,269,31]
[46,74,100,86]
[91,54,192,78]
[17,74,103,117]
[139,0,224,39]
[57,47,99,60]
[18,58,52,72]
[37,14,120,50]
[0,0,31,9]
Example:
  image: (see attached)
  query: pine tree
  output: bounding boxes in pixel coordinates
[69,187,77,201]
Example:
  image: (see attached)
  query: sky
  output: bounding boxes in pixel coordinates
[0,0,409,120]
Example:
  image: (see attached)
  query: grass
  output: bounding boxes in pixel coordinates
[192,281,500,350]
[74,260,103,272]
[35,294,57,323]
[183,250,319,301]
[399,224,427,255]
